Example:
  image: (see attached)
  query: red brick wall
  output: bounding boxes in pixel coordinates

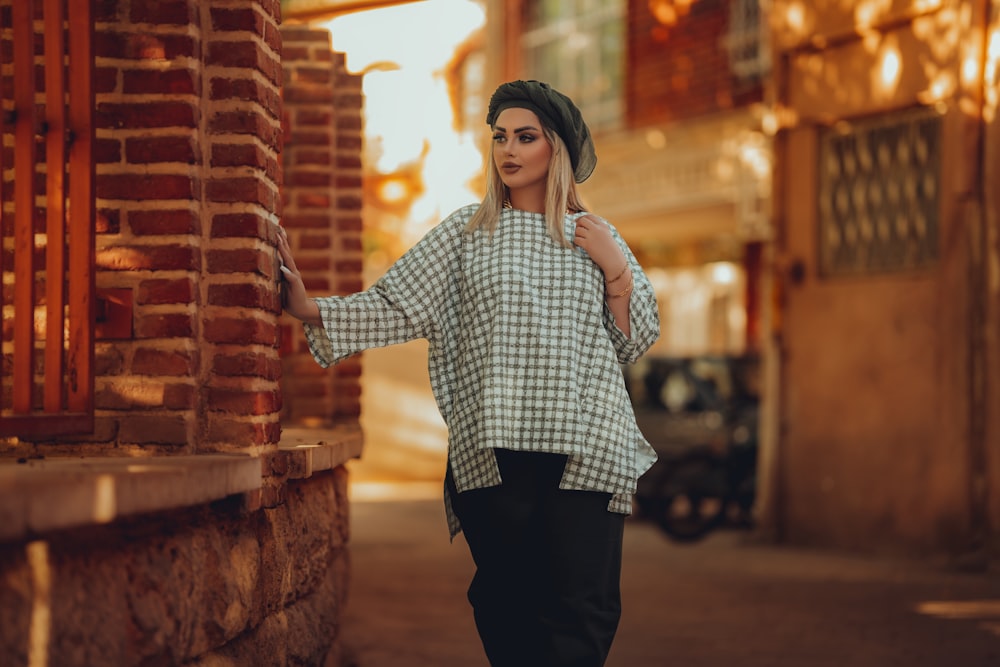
[627,0,763,126]
[0,2,365,444]
[12,0,287,455]
[279,26,364,425]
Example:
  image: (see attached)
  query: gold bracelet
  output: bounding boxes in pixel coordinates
[607,276,634,298]
[605,262,629,284]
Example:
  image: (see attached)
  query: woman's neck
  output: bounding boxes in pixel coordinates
[506,188,546,214]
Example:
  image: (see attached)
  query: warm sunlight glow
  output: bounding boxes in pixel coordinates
[917,600,1000,619]
[761,104,799,134]
[761,110,779,136]
[925,6,962,62]
[711,262,737,286]
[27,540,51,667]
[736,132,772,180]
[646,129,667,149]
[320,2,486,483]
[377,177,411,205]
[921,70,956,103]
[649,0,695,27]
[877,42,902,95]
[985,27,1000,122]
[917,598,1000,640]
[322,0,486,255]
[350,480,443,502]
[95,379,167,408]
[785,2,806,36]
[324,0,483,74]
[651,3,678,26]
[961,52,980,87]
[855,0,892,31]
[94,473,116,523]
[646,264,746,356]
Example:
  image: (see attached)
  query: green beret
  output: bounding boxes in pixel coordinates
[486,80,597,183]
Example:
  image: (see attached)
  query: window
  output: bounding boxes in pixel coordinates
[724,0,770,82]
[818,107,941,276]
[521,0,624,131]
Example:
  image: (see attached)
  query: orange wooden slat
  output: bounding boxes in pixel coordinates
[43,0,68,412]
[66,0,95,417]
[12,0,37,415]
[0,0,5,346]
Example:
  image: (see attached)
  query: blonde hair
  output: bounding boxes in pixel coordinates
[465,126,586,248]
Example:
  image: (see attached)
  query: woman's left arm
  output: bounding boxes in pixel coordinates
[574,214,660,362]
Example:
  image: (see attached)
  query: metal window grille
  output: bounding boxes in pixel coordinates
[521,0,624,131]
[817,108,941,277]
[1,0,96,436]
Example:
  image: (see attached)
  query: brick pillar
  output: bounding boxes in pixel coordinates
[77,0,284,454]
[199,0,284,451]
[279,26,364,425]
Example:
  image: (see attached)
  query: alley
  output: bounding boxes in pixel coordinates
[341,489,1000,667]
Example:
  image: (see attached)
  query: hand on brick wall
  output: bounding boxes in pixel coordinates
[277,226,322,327]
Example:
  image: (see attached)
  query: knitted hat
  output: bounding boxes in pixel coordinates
[486,80,597,183]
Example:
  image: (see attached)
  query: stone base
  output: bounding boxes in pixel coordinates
[0,468,350,666]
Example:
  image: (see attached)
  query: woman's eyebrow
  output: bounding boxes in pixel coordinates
[494,125,540,134]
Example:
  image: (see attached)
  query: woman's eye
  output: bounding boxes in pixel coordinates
[492,133,505,142]
[519,134,535,142]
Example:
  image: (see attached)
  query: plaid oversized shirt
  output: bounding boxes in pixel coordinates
[303,205,660,537]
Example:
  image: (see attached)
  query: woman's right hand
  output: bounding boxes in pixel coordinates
[276,226,322,326]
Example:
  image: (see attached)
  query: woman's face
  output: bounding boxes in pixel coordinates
[492,107,552,197]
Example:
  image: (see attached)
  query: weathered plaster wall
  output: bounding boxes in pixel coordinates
[982,0,1000,561]
[771,0,996,558]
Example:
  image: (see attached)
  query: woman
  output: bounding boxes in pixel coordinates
[277,80,659,667]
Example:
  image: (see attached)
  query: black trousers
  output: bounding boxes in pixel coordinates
[447,449,625,667]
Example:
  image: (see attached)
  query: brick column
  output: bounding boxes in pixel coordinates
[90,0,202,451]
[199,0,284,451]
[279,26,364,425]
[82,0,284,454]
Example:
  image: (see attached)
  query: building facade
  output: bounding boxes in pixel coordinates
[481,0,772,359]
[0,1,363,663]
[769,0,1000,561]
[483,0,1000,562]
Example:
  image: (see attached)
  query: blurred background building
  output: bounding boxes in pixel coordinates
[281,0,1000,563]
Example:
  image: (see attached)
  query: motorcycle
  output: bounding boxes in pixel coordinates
[626,355,759,542]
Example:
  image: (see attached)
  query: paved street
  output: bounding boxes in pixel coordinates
[346,346,1000,666]
[340,486,1000,667]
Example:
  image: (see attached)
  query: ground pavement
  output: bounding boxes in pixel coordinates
[339,485,1000,667]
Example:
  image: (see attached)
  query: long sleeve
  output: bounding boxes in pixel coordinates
[602,223,660,364]
[303,209,466,368]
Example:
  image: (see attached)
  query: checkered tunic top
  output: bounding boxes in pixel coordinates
[303,204,660,537]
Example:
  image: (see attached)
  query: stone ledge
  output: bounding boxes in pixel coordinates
[0,454,261,543]
[278,424,364,479]
[0,426,363,544]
